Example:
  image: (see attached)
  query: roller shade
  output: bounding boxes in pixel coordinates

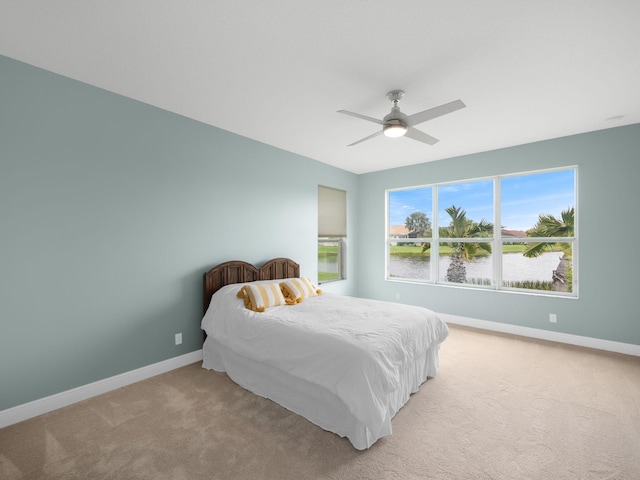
[318,185,347,236]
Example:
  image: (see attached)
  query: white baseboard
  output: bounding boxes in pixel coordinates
[0,350,203,429]
[439,313,640,357]
[3,320,637,430]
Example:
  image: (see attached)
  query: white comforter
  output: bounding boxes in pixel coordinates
[201,283,449,444]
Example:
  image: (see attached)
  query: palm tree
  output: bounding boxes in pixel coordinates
[522,207,574,291]
[422,205,493,283]
[522,207,574,257]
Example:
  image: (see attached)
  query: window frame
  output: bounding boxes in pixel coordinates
[386,167,577,297]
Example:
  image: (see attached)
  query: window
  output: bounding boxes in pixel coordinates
[387,167,577,296]
[318,186,346,283]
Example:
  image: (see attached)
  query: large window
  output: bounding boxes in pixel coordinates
[318,186,346,283]
[387,168,577,296]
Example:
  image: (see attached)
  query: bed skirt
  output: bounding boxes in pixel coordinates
[202,336,441,450]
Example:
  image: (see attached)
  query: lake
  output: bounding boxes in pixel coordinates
[388,251,563,283]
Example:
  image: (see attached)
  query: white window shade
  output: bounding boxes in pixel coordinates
[318,186,346,237]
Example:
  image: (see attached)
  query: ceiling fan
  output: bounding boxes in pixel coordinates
[338,90,465,147]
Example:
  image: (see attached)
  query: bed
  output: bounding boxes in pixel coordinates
[201,258,449,449]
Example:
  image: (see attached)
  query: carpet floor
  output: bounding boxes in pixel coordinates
[1,325,639,479]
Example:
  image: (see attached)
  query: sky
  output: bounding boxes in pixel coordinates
[388,168,575,232]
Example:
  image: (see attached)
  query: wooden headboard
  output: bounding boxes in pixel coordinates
[203,257,300,313]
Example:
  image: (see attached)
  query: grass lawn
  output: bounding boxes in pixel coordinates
[389,243,548,256]
[318,245,340,281]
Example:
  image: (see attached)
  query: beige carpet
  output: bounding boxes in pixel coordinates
[1,325,639,480]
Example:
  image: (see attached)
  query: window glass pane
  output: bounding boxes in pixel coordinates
[502,242,573,293]
[388,187,432,281]
[438,242,493,286]
[388,242,431,281]
[438,179,494,234]
[388,187,432,237]
[318,238,342,283]
[501,170,574,236]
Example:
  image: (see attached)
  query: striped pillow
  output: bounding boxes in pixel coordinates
[280,277,322,304]
[237,283,286,312]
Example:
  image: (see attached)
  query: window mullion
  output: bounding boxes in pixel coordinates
[518,237,576,242]
[432,185,439,283]
[494,178,501,290]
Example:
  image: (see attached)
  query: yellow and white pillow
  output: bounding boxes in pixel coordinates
[280,277,322,304]
[237,283,286,312]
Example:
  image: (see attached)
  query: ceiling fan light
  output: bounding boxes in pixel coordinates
[383,123,408,138]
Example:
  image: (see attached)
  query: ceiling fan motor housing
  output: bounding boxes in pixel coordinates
[383,107,408,125]
[383,92,409,136]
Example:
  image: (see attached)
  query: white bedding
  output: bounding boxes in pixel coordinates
[201,281,449,449]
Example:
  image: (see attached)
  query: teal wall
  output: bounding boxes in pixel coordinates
[2,54,639,412]
[0,56,358,410]
[356,124,640,345]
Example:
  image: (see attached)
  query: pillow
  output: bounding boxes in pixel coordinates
[279,277,322,304]
[237,283,286,312]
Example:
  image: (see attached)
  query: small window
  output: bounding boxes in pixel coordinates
[318,186,346,283]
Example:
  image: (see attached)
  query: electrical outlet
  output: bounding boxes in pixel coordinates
[549,313,557,323]
[175,333,183,345]
[395,293,401,300]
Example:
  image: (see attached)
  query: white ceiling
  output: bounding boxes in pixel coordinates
[1,1,639,174]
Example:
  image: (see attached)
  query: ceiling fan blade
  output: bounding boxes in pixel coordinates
[347,130,383,146]
[405,99,466,127]
[404,127,439,145]
[338,110,384,125]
